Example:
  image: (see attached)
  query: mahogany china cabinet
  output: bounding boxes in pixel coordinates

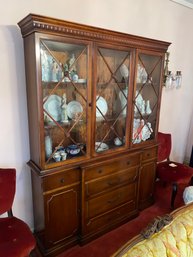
[18,14,170,257]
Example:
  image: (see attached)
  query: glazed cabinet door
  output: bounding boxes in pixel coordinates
[132,51,163,146]
[37,35,92,168]
[93,44,134,154]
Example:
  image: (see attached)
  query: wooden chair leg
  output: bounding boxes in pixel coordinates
[190,176,193,186]
[30,247,42,257]
[171,182,178,209]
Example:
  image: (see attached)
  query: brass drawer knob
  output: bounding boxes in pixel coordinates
[107,194,121,204]
[60,178,65,183]
[108,178,121,186]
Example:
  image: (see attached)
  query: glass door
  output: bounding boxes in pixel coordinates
[132,52,162,145]
[40,37,90,165]
[94,45,132,154]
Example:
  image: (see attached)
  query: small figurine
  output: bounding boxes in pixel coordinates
[64,53,77,80]
[57,62,63,81]
[61,93,68,123]
[51,60,59,82]
[146,100,152,115]
[45,134,52,159]
[141,100,146,115]
[68,53,76,73]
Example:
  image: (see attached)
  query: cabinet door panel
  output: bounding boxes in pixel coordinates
[139,161,156,210]
[44,186,79,245]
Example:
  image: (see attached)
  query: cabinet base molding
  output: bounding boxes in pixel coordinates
[35,233,78,257]
[139,197,155,211]
[35,211,139,257]
[79,210,139,245]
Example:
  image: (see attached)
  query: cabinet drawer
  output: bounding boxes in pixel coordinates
[84,154,140,181]
[142,147,157,162]
[86,183,137,219]
[84,201,137,234]
[85,167,138,197]
[43,169,80,191]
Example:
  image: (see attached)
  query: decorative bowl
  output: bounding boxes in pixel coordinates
[66,144,81,155]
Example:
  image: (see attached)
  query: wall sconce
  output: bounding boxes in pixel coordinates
[163,52,182,89]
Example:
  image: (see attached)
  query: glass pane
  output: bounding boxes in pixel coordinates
[133,53,162,144]
[95,47,131,153]
[41,39,88,164]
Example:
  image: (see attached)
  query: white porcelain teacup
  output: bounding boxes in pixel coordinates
[60,152,67,161]
[114,137,122,146]
[53,152,61,162]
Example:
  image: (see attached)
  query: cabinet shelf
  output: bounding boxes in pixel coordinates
[42,81,87,89]
[44,119,86,129]
[97,82,127,89]
[96,114,127,123]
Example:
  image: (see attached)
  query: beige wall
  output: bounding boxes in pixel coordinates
[185,108,193,163]
[0,0,193,229]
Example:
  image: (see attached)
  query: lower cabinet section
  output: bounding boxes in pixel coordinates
[30,147,157,256]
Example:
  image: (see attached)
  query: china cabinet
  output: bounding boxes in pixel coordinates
[18,14,170,256]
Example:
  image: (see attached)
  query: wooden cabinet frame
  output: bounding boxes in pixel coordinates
[18,14,170,257]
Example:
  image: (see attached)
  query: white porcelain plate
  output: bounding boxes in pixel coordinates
[96,96,108,118]
[44,94,62,121]
[67,100,83,119]
[78,78,87,83]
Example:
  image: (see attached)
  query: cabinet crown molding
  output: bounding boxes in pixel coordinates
[18,13,170,52]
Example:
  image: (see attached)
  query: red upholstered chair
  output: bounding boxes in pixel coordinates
[0,168,36,257]
[156,132,193,209]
